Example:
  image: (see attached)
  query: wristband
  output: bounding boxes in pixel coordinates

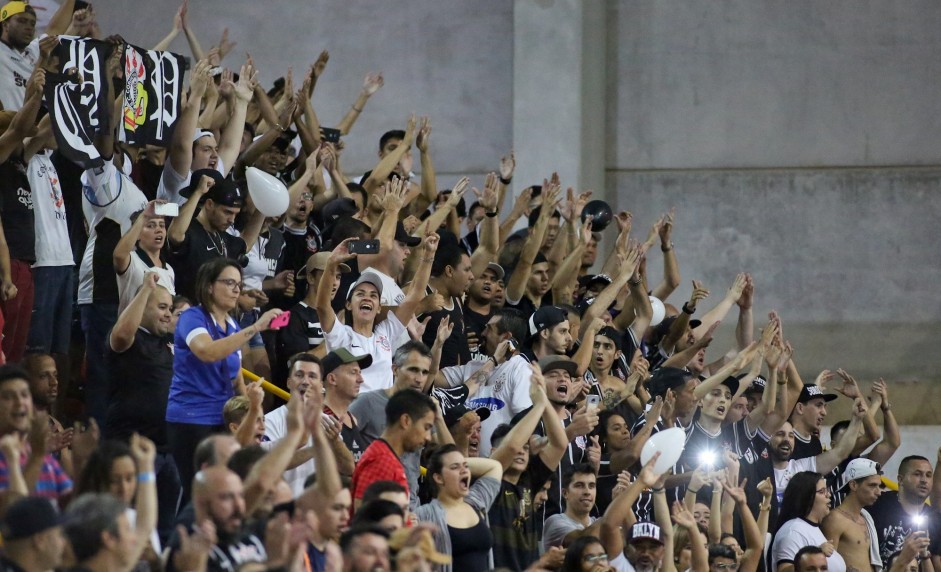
[682,302,695,315]
[759,503,771,512]
[137,471,156,483]
[499,176,512,185]
[652,487,664,493]
[485,210,498,218]
[687,487,700,494]
[661,241,674,252]
[628,278,642,286]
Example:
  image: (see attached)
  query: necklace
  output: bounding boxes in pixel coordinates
[206,227,226,257]
[835,507,866,526]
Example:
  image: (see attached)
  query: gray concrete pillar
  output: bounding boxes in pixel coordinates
[512,0,606,197]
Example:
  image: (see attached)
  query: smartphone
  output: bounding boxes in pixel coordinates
[587,395,602,410]
[348,239,380,255]
[269,311,291,330]
[320,127,341,143]
[154,202,179,217]
[507,337,518,352]
[530,185,543,198]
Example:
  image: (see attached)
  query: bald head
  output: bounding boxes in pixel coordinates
[193,466,246,535]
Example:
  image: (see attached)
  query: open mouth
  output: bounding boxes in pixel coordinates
[208,159,218,169]
[556,385,569,398]
[778,445,791,455]
[513,456,527,465]
[460,476,471,490]
[468,439,479,456]
[716,405,726,415]
[359,301,375,312]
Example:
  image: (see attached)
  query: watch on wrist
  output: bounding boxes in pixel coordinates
[682,302,695,315]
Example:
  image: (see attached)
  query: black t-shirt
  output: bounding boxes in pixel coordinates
[505,295,537,320]
[104,328,174,450]
[419,295,471,367]
[280,221,322,304]
[273,302,324,387]
[464,306,492,361]
[868,491,941,562]
[792,430,823,459]
[490,456,555,571]
[0,154,34,261]
[168,223,247,300]
[167,521,267,572]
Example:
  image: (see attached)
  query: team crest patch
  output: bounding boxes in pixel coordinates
[377,335,391,352]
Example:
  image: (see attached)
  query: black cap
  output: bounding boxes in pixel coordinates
[394,222,421,247]
[528,306,567,337]
[0,497,61,540]
[322,348,373,377]
[741,374,767,395]
[322,197,359,225]
[443,403,491,428]
[595,326,623,351]
[536,355,579,377]
[181,169,243,208]
[797,384,838,404]
[647,367,693,398]
[719,376,739,396]
[650,316,702,345]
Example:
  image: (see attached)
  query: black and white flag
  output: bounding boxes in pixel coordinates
[121,44,187,146]
[44,73,103,168]
[53,36,114,136]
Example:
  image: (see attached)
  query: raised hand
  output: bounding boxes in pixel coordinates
[421,232,440,256]
[672,500,697,528]
[586,435,601,470]
[381,177,408,211]
[234,59,258,102]
[246,381,264,409]
[834,369,862,399]
[756,477,773,500]
[727,273,748,302]
[499,150,516,181]
[435,315,454,345]
[363,72,384,95]
[815,369,834,389]
[173,0,188,31]
[638,451,664,488]
[216,27,237,61]
[474,173,500,211]
[687,280,710,312]
[447,177,471,207]
[529,363,548,406]
[173,521,216,572]
[659,207,675,244]
[312,50,329,78]
[130,433,157,470]
[615,211,633,235]
[736,274,754,309]
[692,320,721,351]
[415,117,431,153]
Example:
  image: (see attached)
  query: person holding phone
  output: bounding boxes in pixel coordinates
[165,257,282,500]
[316,233,439,392]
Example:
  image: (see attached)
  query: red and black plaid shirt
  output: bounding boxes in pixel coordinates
[350,438,409,501]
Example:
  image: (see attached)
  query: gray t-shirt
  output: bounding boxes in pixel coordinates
[350,389,422,510]
[542,513,595,551]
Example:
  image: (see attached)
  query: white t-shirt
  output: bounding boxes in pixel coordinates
[468,354,534,457]
[323,311,405,392]
[362,266,406,307]
[156,158,225,205]
[78,159,148,305]
[773,457,817,506]
[0,36,39,110]
[543,513,595,550]
[772,517,846,572]
[28,150,72,267]
[264,405,315,498]
[610,553,637,572]
[126,506,162,555]
[116,252,176,313]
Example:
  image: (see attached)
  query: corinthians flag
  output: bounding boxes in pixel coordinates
[45,37,187,168]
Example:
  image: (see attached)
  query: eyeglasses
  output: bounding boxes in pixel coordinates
[215,278,244,291]
[583,554,609,563]
[712,564,739,571]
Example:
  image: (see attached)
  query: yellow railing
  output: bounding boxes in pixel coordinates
[242,368,291,401]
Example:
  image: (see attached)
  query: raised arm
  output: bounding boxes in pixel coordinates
[661,281,709,354]
[692,274,747,339]
[167,175,211,246]
[363,115,416,194]
[468,174,501,277]
[867,380,900,465]
[727,479,766,572]
[673,501,709,572]
[414,178,468,238]
[550,217,592,302]
[815,398,867,474]
[217,60,256,176]
[243,392,305,515]
[188,306,284,364]
[165,58,210,181]
[234,382,264,447]
[650,209,682,301]
[315,239,357,334]
[394,234,440,330]
[505,179,560,302]
[499,187,533,244]
[336,72,383,135]
[600,453,664,559]
[110,273,160,353]
[538,368,570,471]
[0,69,44,164]
[114,201,157,275]
[491,365,548,471]
[152,2,184,51]
[414,117,437,206]
[44,0,77,36]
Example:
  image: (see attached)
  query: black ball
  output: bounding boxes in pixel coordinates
[581,200,613,232]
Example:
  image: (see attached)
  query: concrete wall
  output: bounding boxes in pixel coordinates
[94,0,513,180]
[605,1,941,383]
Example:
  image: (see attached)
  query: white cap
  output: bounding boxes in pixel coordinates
[845,458,882,482]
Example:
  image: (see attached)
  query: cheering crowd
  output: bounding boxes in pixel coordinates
[0,2,934,572]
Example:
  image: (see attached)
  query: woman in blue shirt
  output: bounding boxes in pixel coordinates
[166,258,282,496]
